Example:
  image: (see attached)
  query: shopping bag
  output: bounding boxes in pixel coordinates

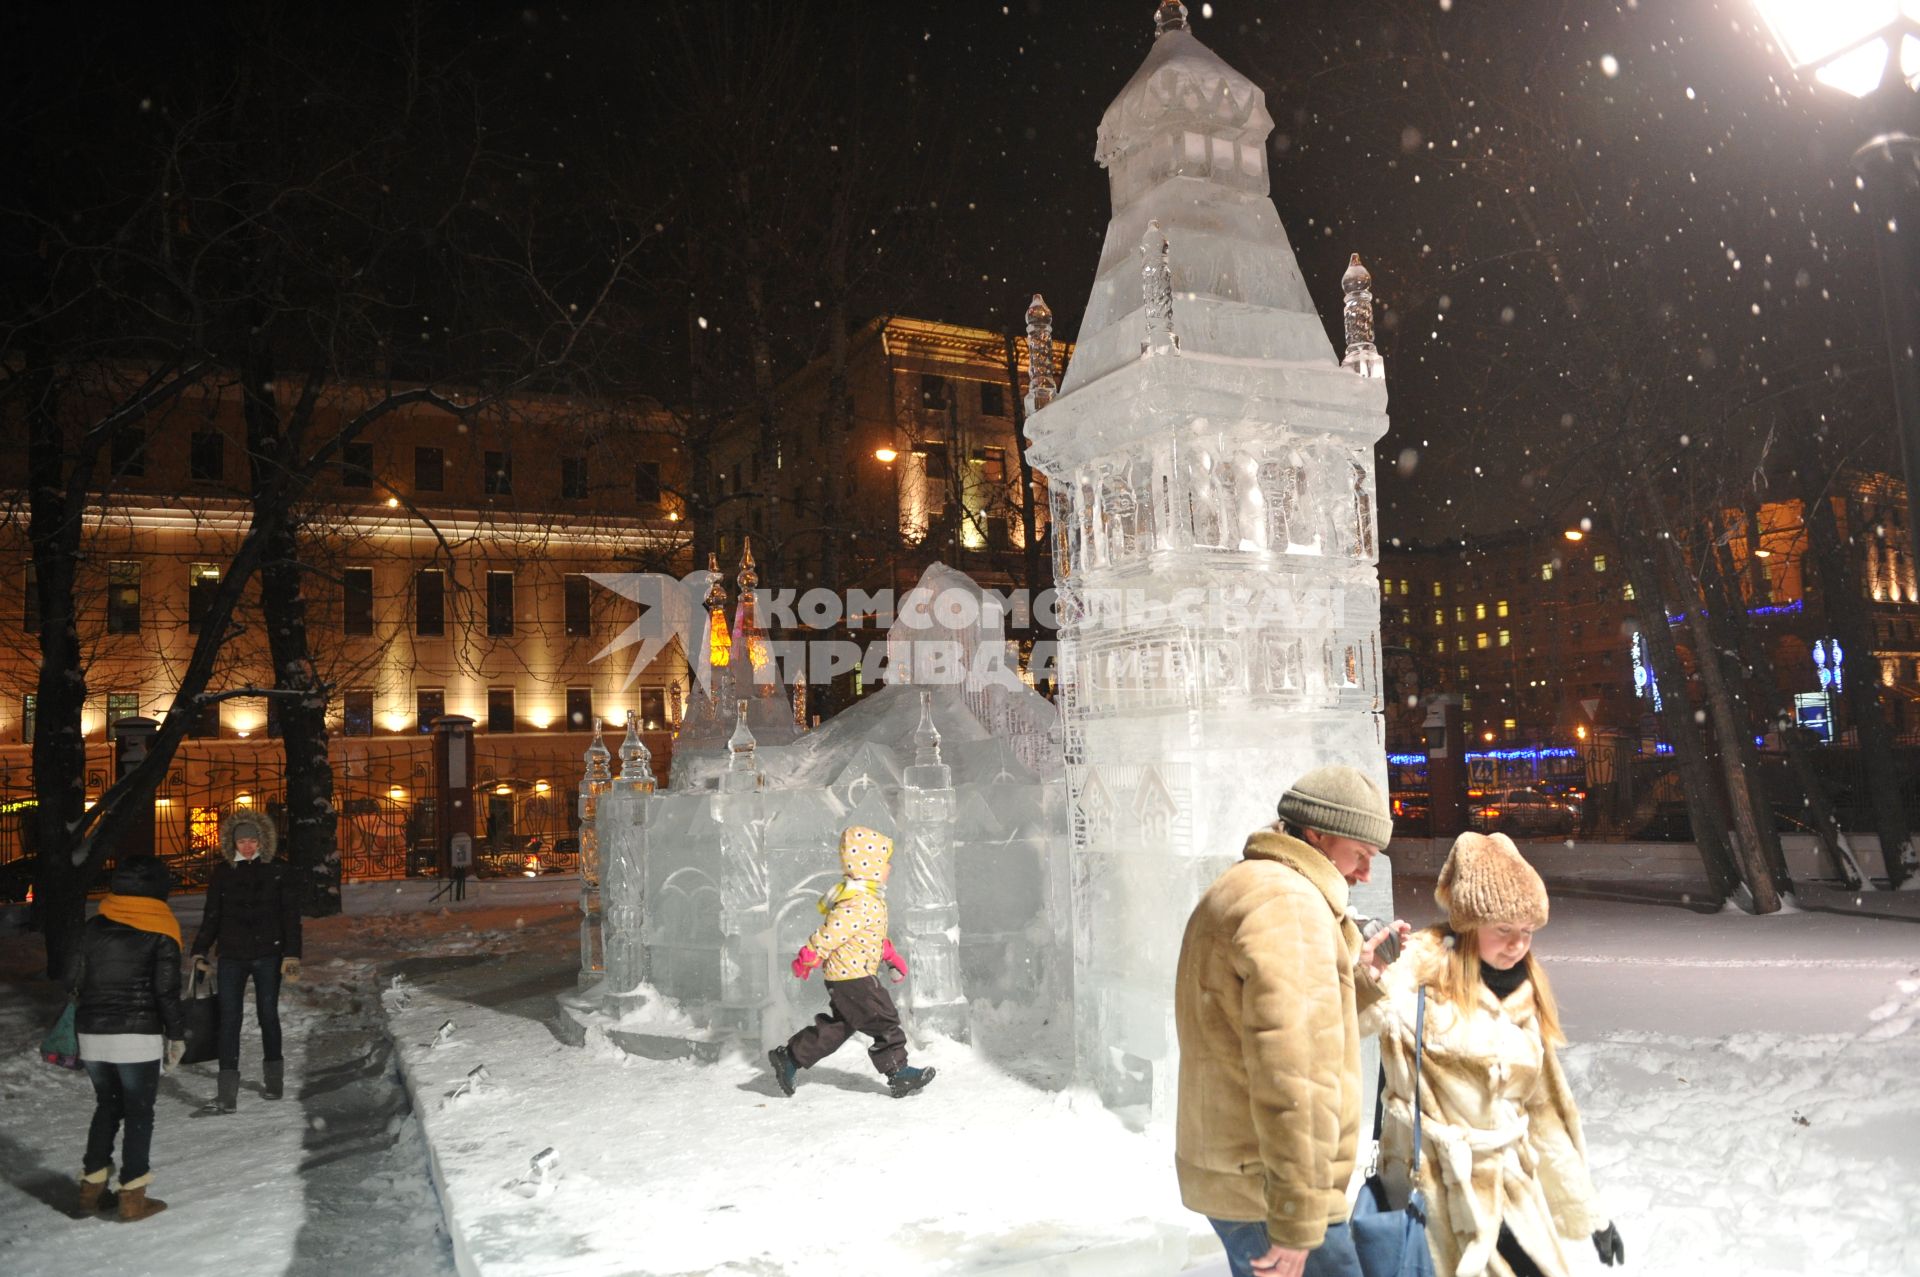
[40,1000,82,1070]
[179,966,220,1066]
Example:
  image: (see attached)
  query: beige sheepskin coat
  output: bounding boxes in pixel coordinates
[1360,930,1602,1277]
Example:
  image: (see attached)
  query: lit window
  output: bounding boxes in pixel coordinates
[1593,555,1608,572]
[1503,718,1517,732]
[189,806,221,850]
[1476,632,1489,649]
[1455,635,1467,652]
[188,564,221,634]
[1399,580,1410,595]
[1496,599,1509,617]
[1458,665,1469,680]
[1432,609,1444,625]
[1432,582,1443,597]
[1454,606,1465,623]
[1541,563,1555,581]
[1499,629,1511,647]
[1475,602,1487,620]
[1623,582,1636,601]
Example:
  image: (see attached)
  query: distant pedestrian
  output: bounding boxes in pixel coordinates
[767,826,935,1100]
[1364,832,1624,1276]
[450,835,472,902]
[73,855,186,1222]
[190,813,301,1113]
[1174,764,1408,1277]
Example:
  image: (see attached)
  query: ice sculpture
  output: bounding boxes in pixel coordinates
[576,720,612,986]
[1025,8,1393,1114]
[571,560,1069,1057]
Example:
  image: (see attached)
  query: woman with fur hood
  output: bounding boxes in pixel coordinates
[189,812,301,1113]
[1362,832,1626,1277]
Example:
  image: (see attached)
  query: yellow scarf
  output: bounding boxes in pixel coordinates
[98,894,182,949]
[816,878,880,915]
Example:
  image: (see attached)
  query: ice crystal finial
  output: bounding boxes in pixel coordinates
[617,709,654,790]
[703,551,726,611]
[1025,294,1057,412]
[737,537,758,591]
[1154,0,1189,36]
[727,699,757,766]
[1141,220,1177,355]
[1341,253,1383,379]
[584,716,612,783]
[913,690,942,767]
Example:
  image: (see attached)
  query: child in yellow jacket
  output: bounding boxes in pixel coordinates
[769,826,936,1099]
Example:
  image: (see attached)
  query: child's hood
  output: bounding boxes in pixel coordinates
[839,826,893,880]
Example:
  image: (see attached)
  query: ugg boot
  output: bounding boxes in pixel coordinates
[77,1165,117,1215]
[214,1068,240,1113]
[116,1174,168,1222]
[263,1060,285,1101]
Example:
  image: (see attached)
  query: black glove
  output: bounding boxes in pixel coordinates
[1592,1221,1624,1266]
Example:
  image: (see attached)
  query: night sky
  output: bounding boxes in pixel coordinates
[9,0,1903,546]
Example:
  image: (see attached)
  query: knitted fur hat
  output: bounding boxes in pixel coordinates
[1434,832,1550,930]
[1276,765,1394,851]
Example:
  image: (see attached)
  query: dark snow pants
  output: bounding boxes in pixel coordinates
[83,1059,160,1182]
[787,975,907,1075]
[217,955,283,1070]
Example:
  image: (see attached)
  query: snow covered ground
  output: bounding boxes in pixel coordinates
[2,885,1916,1276]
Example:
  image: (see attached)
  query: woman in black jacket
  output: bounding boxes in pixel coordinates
[190,813,301,1113]
[74,855,186,1222]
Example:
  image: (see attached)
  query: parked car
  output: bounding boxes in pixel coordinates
[1469,788,1580,837]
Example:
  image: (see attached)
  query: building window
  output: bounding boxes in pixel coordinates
[1432,582,1444,597]
[1593,555,1607,572]
[107,561,141,634]
[1623,582,1636,601]
[415,569,445,636]
[416,688,444,733]
[112,426,146,476]
[1503,718,1518,733]
[107,692,139,727]
[565,687,592,730]
[342,441,374,488]
[564,574,592,637]
[980,383,1005,417]
[343,567,375,636]
[487,572,514,636]
[186,564,221,634]
[484,451,513,496]
[1476,632,1489,650]
[415,446,444,492]
[22,694,35,744]
[188,701,220,739]
[640,688,667,729]
[561,456,588,500]
[920,375,948,409]
[190,431,224,482]
[1496,599,1509,618]
[1455,635,1467,652]
[1399,580,1410,595]
[1431,608,1444,626]
[24,563,39,634]
[1458,665,1470,680]
[189,806,221,850]
[635,461,662,506]
[1498,629,1511,647]
[487,687,515,734]
[343,690,375,737]
[1474,602,1487,620]
[976,446,1006,481]
[1541,563,1555,581]
[1453,606,1465,623]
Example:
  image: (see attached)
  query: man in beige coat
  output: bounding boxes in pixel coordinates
[1175,765,1409,1277]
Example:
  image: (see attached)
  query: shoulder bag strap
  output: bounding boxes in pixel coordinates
[1409,985,1428,1176]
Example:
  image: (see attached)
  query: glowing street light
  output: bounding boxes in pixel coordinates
[1754,1,1920,572]
[873,447,899,464]
[1563,528,1585,542]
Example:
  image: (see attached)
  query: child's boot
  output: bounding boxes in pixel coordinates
[887,1064,935,1098]
[768,1046,799,1097]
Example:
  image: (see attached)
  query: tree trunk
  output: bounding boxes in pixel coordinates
[246,373,341,917]
[1796,443,1914,887]
[1643,485,1783,912]
[25,373,94,978]
[1618,522,1742,899]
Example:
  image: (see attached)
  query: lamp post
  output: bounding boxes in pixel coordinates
[1754,3,1920,572]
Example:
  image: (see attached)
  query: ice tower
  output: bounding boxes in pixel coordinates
[1023,1,1394,1115]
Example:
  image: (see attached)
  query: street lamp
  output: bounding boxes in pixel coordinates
[1754,1,1920,572]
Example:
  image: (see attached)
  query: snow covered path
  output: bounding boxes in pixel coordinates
[3,889,1916,1276]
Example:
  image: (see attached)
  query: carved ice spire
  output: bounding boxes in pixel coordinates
[616,709,654,792]
[1025,294,1058,412]
[1141,219,1177,355]
[1154,0,1189,36]
[1340,253,1384,380]
[583,716,613,786]
[726,699,758,772]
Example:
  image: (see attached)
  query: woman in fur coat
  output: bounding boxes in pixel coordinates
[1363,832,1626,1277]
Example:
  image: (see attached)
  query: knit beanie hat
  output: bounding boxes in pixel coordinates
[1275,765,1393,851]
[1434,832,1549,930]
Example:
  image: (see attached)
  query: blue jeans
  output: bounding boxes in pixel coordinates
[83,1059,160,1182]
[217,955,283,1071]
[1209,1218,1364,1277]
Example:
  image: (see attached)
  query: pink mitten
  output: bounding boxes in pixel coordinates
[791,946,821,980]
[881,938,908,983]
